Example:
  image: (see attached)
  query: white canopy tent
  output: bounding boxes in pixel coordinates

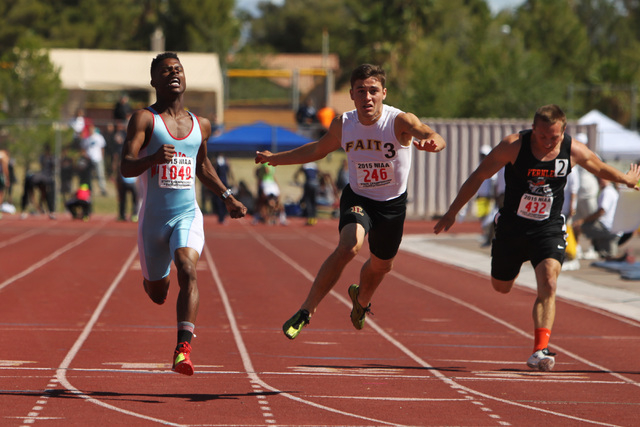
[49,49,224,122]
[578,110,640,161]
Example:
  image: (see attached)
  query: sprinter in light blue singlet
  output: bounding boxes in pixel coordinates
[137,107,204,282]
[121,52,247,376]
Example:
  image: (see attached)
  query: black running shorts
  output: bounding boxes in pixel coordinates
[491,215,566,281]
[338,185,407,260]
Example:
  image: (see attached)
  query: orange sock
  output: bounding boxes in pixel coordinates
[534,328,551,352]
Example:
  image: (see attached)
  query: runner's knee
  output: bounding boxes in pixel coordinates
[144,279,169,305]
[491,277,514,294]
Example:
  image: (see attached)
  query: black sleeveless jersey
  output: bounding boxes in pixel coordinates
[500,130,572,234]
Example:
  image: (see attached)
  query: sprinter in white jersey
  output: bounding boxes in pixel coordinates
[121,52,247,375]
[255,64,446,339]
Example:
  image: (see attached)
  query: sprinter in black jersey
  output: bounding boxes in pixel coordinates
[434,105,640,371]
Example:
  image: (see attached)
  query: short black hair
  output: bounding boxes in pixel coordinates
[350,64,386,88]
[150,52,180,76]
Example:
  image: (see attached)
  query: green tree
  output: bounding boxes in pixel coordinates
[0,0,241,56]
[247,0,355,83]
[514,0,590,77]
[0,0,154,54]
[390,0,561,118]
[161,0,241,64]
[573,0,640,125]
[0,34,67,168]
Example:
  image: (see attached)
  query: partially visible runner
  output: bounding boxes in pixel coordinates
[255,64,446,339]
[121,52,247,375]
[0,148,10,217]
[434,104,640,371]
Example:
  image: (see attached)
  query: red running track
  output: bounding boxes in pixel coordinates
[0,214,639,426]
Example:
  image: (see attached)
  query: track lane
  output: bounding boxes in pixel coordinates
[232,219,639,426]
[0,216,638,426]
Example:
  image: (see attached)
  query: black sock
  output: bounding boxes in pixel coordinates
[177,329,193,345]
[177,321,195,346]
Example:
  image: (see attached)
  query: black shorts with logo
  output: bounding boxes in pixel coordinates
[338,185,407,260]
[491,212,567,281]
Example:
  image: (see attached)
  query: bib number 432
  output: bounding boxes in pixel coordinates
[517,193,552,221]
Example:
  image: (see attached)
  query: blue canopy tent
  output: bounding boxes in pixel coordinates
[207,121,312,154]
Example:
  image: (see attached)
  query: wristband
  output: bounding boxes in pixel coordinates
[221,188,233,199]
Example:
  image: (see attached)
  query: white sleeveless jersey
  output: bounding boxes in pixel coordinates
[341,104,412,201]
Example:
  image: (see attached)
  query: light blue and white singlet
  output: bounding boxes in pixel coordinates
[137,107,204,281]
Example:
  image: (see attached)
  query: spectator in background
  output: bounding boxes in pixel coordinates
[104,122,118,178]
[117,172,139,222]
[113,93,132,123]
[109,121,127,177]
[295,162,320,226]
[316,172,339,217]
[75,151,93,191]
[561,167,581,270]
[317,105,336,136]
[573,133,600,260]
[335,158,349,193]
[212,154,233,224]
[7,155,17,205]
[0,147,12,216]
[573,177,626,261]
[21,144,56,219]
[295,98,318,139]
[69,108,90,150]
[477,145,497,246]
[210,113,223,138]
[255,162,287,225]
[59,147,75,203]
[81,123,108,195]
[65,183,91,221]
[562,166,580,220]
[235,180,255,216]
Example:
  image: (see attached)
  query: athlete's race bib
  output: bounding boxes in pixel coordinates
[517,193,552,221]
[158,156,194,189]
[355,161,395,189]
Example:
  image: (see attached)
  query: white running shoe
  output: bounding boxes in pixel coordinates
[527,348,556,371]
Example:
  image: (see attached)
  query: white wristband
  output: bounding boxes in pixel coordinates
[221,188,233,199]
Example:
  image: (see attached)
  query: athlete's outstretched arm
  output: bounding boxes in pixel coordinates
[396,112,446,152]
[255,116,343,166]
[434,136,518,234]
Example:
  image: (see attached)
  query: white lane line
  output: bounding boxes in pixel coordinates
[203,243,405,427]
[17,379,58,426]
[0,228,41,249]
[0,226,103,292]
[401,235,640,325]
[53,246,186,427]
[392,269,640,389]
[256,228,623,427]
